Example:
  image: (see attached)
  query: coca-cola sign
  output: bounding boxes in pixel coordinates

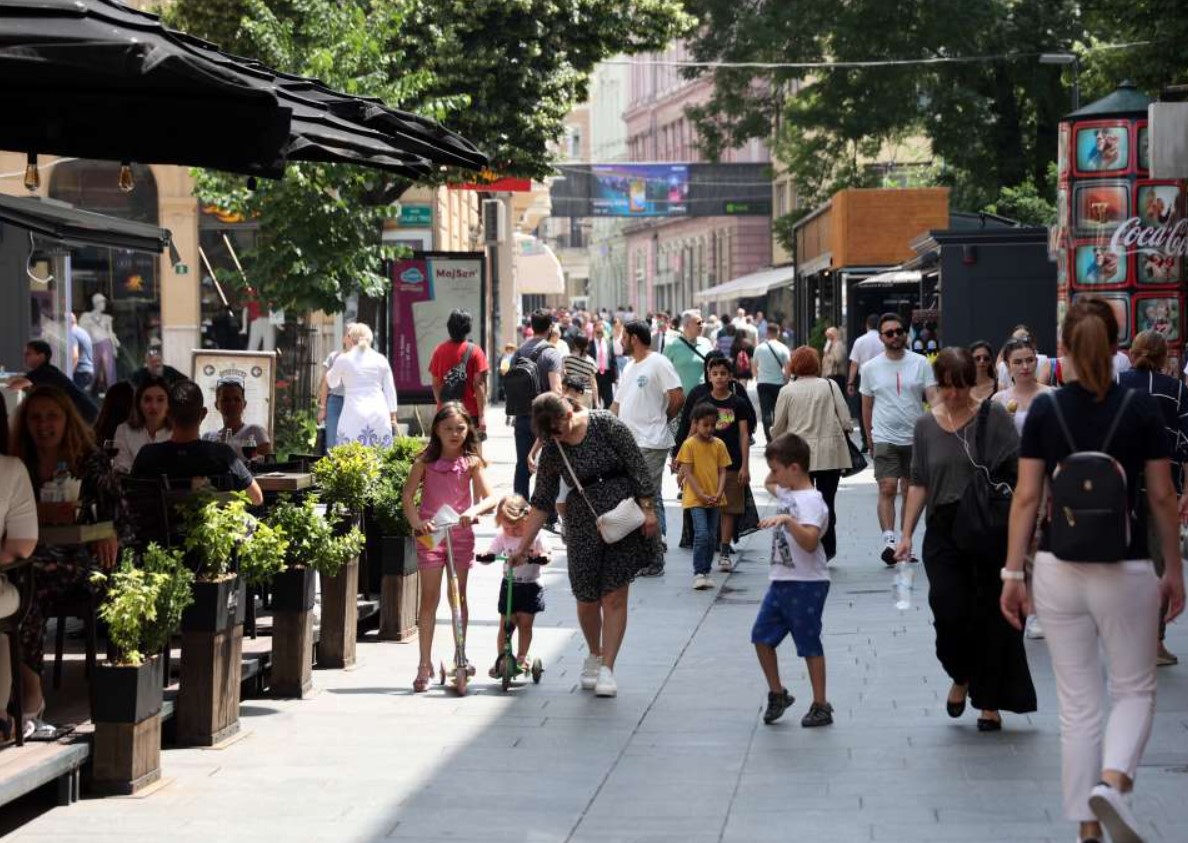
[1108,217,1188,258]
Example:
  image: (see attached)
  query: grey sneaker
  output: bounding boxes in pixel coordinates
[801,701,834,728]
[580,654,602,690]
[638,563,665,577]
[763,688,794,724]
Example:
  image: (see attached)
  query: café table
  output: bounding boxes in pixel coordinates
[253,472,313,493]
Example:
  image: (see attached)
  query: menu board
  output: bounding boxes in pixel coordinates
[191,349,277,441]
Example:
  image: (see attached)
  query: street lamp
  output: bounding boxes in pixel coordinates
[1039,53,1080,112]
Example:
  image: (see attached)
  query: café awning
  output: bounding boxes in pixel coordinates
[0,193,169,252]
[856,269,922,288]
[0,0,488,178]
[514,233,565,295]
[693,265,796,303]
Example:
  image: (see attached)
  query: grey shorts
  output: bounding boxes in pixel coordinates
[873,442,913,481]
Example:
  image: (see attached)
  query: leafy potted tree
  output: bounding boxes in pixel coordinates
[371,437,424,641]
[175,492,253,746]
[90,544,193,794]
[311,443,380,668]
[264,496,357,695]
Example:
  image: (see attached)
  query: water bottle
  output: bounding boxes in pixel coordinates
[894,561,914,610]
[52,460,70,503]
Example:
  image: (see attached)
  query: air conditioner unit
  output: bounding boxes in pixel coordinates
[482,199,506,245]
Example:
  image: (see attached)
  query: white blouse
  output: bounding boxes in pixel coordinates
[113,422,172,473]
[0,455,38,543]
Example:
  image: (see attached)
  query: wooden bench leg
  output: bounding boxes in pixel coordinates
[53,617,66,690]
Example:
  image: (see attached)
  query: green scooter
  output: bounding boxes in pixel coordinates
[476,553,548,691]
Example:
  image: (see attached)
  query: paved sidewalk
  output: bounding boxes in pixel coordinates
[6,416,1188,842]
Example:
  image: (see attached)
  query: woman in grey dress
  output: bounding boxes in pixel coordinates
[508,393,660,698]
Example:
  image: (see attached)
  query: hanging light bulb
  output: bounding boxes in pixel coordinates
[118,162,135,193]
[23,153,40,192]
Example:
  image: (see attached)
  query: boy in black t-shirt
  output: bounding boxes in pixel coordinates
[702,357,754,571]
[132,381,263,505]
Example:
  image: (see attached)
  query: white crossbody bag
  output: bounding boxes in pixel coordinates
[556,442,647,544]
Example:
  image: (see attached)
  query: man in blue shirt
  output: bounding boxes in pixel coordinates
[68,312,94,392]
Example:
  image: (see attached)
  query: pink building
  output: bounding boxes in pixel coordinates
[622,43,771,316]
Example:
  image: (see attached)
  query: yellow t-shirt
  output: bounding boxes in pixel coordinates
[677,435,732,508]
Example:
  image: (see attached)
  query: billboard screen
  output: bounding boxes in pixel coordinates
[590,164,689,216]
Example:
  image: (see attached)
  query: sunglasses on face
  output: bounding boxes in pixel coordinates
[973,354,991,363]
[882,328,906,338]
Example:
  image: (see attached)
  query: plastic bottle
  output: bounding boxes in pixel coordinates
[894,561,914,610]
[52,460,70,503]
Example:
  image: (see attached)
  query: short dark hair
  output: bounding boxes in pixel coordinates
[705,354,733,377]
[691,402,719,424]
[446,309,472,343]
[624,320,651,346]
[571,334,589,354]
[766,432,811,472]
[865,313,879,330]
[169,379,205,427]
[932,347,977,388]
[879,312,905,332]
[530,308,553,336]
[766,322,780,335]
[562,373,588,393]
[26,340,51,361]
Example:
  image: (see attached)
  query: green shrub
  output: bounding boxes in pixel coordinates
[266,495,364,577]
[370,437,425,536]
[92,544,194,666]
[180,492,254,580]
[237,519,290,586]
[312,441,381,518]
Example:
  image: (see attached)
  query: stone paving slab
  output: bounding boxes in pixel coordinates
[4,415,1187,843]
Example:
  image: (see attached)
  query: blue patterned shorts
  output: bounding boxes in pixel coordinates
[751,580,830,657]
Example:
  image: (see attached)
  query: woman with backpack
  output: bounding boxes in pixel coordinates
[1001,299,1186,843]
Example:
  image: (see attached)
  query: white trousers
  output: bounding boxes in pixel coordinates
[1032,552,1160,822]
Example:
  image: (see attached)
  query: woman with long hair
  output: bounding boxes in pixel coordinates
[1119,329,1188,668]
[111,375,171,472]
[11,386,126,739]
[969,341,997,402]
[897,348,1035,732]
[327,322,399,448]
[507,392,660,698]
[92,381,134,447]
[1002,300,1185,843]
[769,346,854,561]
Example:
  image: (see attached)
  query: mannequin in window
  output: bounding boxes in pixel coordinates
[80,292,118,392]
[241,288,276,352]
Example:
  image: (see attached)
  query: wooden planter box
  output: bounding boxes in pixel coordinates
[91,656,164,795]
[270,567,317,697]
[379,536,419,641]
[318,558,358,669]
[177,576,244,746]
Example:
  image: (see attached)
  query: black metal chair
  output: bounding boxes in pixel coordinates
[118,475,175,550]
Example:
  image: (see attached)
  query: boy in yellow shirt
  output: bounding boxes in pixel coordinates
[677,402,732,590]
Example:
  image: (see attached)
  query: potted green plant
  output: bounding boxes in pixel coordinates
[311,443,379,667]
[90,544,193,794]
[371,437,425,641]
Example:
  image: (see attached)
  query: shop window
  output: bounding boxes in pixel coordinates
[48,160,160,392]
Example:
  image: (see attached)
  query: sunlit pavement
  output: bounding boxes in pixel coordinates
[7,409,1187,842]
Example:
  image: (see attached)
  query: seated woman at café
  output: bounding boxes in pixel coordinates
[0,415,39,745]
[200,380,271,462]
[11,386,127,740]
[92,381,134,449]
[133,380,264,506]
[111,375,171,473]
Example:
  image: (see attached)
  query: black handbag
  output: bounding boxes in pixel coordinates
[953,401,1014,560]
[827,379,866,477]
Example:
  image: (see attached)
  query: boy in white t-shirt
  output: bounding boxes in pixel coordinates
[754,433,834,727]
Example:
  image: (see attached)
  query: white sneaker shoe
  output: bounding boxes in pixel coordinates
[702,574,715,589]
[594,665,617,697]
[693,573,709,590]
[1089,782,1143,843]
[580,654,602,690]
[1025,615,1045,639]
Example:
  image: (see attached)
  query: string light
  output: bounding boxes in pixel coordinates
[23,153,40,192]
[118,162,135,193]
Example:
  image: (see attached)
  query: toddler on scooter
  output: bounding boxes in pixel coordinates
[483,495,548,677]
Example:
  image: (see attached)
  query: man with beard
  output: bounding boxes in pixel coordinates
[859,313,937,567]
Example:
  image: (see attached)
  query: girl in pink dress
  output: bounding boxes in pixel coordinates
[402,403,496,691]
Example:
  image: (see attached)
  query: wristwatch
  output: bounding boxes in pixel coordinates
[999,568,1025,582]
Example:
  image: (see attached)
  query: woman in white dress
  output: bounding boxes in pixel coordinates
[327,323,398,448]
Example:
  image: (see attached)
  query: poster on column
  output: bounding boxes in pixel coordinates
[389,252,486,403]
[190,349,277,442]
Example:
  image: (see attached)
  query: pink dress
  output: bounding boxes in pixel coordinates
[416,456,475,570]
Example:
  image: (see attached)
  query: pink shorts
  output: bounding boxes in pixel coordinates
[416,528,475,571]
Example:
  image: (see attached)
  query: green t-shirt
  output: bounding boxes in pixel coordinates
[663,335,713,394]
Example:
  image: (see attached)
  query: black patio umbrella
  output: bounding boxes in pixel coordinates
[0,0,488,178]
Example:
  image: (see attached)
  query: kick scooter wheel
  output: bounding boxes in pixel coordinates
[531,659,543,684]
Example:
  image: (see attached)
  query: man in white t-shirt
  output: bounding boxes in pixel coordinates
[847,313,883,451]
[859,313,937,566]
[754,322,790,441]
[613,320,685,575]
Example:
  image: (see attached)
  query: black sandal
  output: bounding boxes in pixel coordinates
[976,716,1002,732]
[945,684,967,718]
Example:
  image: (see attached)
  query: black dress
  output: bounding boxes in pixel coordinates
[532,411,658,602]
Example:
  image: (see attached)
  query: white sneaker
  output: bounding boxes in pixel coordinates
[702,574,715,589]
[693,573,709,590]
[1025,615,1045,639]
[1089,782,1143,843]
[580,654,602,690]
[594,665,617,697]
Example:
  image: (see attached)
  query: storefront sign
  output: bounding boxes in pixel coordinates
[399,204,433,227]
[389,252,486,402]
